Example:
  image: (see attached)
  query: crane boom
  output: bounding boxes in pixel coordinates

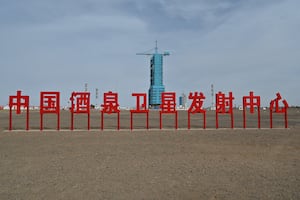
[136,41,170,56]
[136,53,154,55]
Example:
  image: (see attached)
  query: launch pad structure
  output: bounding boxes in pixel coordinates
[137,41,170,109]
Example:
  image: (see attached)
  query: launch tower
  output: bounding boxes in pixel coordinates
[137,42,170,108]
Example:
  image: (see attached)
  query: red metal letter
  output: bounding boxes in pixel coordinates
[188,92,206,129]
[215,91,234,129]
[101,91,120,130]
[160,92,178,129]
[70,92,90,130]
[243,91,261,128]
[40,92,60,130]
[270,92,288,128]
[9,90,30,130]
[130,93,149,130]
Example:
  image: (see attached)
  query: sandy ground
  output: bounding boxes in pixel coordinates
[0,109,299,199]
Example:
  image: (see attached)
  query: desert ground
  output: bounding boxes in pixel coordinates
[0,109,299,199]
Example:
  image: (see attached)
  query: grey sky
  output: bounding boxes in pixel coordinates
[1,0,299,107]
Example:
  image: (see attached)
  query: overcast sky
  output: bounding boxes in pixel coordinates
[1,0,299,107]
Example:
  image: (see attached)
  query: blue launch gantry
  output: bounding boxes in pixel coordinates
[137,42,170,108]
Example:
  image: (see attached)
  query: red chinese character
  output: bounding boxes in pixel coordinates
[215,91,234,128]
[70,92,90,130]
[243,91,261,128]
[160,92,177,129]
[40,92,60,130]
[130,93,149,130]
[9,90,30,130]
[188,92,206,129]
[101,91,120,130]
[270,92,288,128]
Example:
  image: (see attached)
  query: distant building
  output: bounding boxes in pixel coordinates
[179,93,187,109]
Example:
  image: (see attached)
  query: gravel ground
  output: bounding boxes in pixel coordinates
[0,109,299,199]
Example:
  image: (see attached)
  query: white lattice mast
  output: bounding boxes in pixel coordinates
[84,83,88,92]
[211,84,214,108]
[95,88,99,106]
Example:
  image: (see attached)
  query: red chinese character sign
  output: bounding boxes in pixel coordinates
[9,90,30,130]
[70,92,90,130]
[243,91,261,128]
[101,91,120,130]
[215,91,234,128]
[188,92,206,129]
[5,90,291,131]
[160,92,178,129]
[40,92,60,130]
[130,93,149,130]
[270,92,288,128]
